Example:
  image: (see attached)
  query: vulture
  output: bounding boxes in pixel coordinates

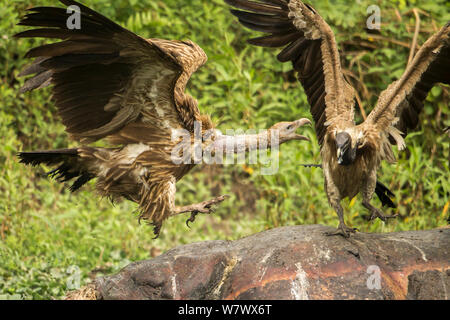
[225,0,450,236]
[16,0,312,237]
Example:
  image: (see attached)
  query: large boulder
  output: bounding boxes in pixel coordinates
[88,225,449,300]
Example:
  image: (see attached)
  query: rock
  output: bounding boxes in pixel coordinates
[91,225,449,300]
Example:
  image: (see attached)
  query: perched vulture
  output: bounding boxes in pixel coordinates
[16,0,312,237]
[225,0,450,236]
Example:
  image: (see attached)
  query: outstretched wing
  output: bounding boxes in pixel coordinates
[365,22,450,147]
[225,0,356,146]
[16,0,207,143]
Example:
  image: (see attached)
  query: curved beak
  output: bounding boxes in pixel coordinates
[293,118,312,141]
[337,147,344,164]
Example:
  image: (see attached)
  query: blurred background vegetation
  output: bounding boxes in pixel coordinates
[0,0,448,299]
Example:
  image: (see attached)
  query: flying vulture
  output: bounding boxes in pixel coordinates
[225,0,450,236]
[16,0,312,237]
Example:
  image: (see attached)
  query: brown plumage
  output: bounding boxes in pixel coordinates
[17,0,312,237]
[226,0,450,236]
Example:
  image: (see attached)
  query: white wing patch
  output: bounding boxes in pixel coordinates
[133,64,180,131]
[288,0,321,40]
[123,143,151,161]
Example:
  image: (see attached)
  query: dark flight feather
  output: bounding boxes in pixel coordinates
[224,0,288,15]
[230,9,290,26]
[226,0,346,146]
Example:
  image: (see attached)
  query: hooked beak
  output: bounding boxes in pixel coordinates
[337,147,344,165]
[293,118,312,141]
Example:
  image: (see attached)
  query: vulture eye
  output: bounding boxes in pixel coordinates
[286,124,294,131]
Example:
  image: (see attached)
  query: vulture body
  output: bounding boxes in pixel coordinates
[16,0,311,237]
[226,0,450,236]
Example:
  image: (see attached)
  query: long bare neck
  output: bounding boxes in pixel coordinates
[211,130,279,155]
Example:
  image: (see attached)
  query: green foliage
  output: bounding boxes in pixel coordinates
[0,0,448,299]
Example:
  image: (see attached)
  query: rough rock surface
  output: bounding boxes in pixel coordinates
[94,225,449,300]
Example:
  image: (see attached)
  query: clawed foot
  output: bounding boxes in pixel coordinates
[182,195,230,228]
[151,223,162,240]
[368,208,398,222]
[325,223,358,238]
[186,212,198,228]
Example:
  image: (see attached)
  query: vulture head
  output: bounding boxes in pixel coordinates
[335,130,366,166]
[270,118,312,143]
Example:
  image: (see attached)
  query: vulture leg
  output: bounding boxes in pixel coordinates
[361,171,398,222]
[323,171,357,238]
[325,201,358,238]
[362,202,398,222]
[171,195,229,227]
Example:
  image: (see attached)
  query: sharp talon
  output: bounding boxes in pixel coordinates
[186,211,197,228]
[180,195,228,228]
[370,210,399,222]
[326,224,357,238]
[152,223,161,239]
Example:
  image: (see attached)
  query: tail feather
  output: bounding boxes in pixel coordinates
[70,172,95,192]
[18,148,78,166]
[374,181,396,208]
[18,148,95,192]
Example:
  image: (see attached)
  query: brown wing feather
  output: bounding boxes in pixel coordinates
[366,22,450,145]
[16,0,207,143]
[225,0,356,146]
